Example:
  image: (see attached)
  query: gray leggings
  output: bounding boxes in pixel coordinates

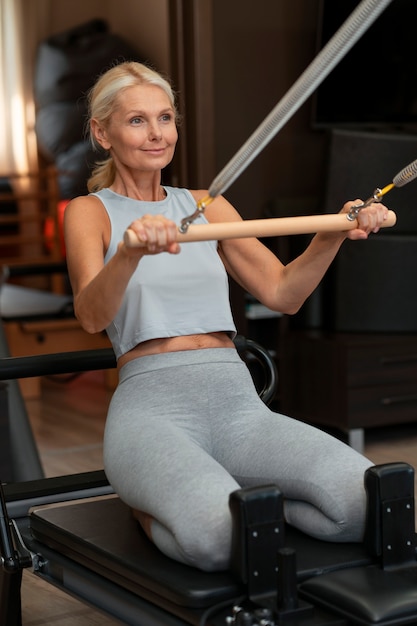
[103,348,373,572]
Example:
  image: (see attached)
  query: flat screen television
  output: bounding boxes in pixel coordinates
[313,0,417,130]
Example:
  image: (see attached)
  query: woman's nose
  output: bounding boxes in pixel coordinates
[148,121,162,140]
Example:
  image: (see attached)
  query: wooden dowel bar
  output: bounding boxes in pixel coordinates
[124,210,397,248]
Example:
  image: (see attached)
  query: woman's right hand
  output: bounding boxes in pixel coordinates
[126,214,181,255]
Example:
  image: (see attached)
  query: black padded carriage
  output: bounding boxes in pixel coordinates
[3,475,374,626]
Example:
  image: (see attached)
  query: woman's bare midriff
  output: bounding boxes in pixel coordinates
[117,332,235,370]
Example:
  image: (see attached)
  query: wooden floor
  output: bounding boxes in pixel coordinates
[17,370,417,625]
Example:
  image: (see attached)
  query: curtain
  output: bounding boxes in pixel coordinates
[0,0,50,175]
[0,0,54,261]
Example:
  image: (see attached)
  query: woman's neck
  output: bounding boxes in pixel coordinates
[110,171,164,201]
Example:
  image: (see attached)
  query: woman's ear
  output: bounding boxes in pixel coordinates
[91,119,111,150]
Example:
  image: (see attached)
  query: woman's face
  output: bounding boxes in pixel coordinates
[94,84,178,173]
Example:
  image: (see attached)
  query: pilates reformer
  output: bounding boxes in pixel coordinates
[2,342,417,625]
[4,1,417,621]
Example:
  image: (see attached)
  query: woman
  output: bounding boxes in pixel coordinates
[64,61,389,572]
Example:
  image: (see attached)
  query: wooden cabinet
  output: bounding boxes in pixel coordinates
[280,331,417,452]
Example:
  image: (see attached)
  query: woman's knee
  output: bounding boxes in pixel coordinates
[155,510,233,572]
[182,526,232,572]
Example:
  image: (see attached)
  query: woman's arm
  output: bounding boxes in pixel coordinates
[201,192,389,315]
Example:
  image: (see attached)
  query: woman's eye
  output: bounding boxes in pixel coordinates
[161,113,173,123]
[130,117,143,125]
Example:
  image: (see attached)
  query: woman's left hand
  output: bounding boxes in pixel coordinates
[341,200,389,240]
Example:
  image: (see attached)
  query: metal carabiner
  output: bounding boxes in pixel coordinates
[347,187,384,221]
[179,195,214,233]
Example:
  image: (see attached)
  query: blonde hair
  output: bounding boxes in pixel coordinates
[87,62,178,192]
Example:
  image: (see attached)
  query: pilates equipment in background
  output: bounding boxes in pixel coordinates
[0,264,115,399]
[0,168,64,281]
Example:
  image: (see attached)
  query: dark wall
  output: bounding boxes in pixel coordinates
[299,129,417,334]
[211,0,326,221]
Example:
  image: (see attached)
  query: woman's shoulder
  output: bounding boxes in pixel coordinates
[64,194,109,231]
[66,193,106,213]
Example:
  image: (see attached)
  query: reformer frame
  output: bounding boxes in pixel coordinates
[2,339,417,625]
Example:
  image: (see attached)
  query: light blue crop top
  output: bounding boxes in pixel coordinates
[92,187,237,359]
